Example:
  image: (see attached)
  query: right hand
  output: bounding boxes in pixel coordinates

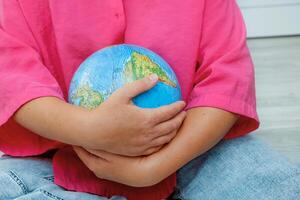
[82,74,186,156]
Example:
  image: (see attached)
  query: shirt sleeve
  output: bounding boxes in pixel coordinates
[0,0,64,126]
[185,0,259,138]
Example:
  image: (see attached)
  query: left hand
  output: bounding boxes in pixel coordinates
[73,146,164,187]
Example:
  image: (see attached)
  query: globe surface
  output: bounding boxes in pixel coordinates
[68,44,181,109]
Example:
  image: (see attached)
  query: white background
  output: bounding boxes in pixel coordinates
[237,0,300,38]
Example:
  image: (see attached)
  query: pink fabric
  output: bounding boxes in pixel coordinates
[0,0,259,199]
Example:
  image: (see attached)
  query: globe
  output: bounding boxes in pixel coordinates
[68,44,181,109]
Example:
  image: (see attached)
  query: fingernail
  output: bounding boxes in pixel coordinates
[148,74,158,82]
[179,100,186,105]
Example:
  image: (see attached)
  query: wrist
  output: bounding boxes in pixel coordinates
[141,153,171,185]
[66,106,93,146]
[73,107,108,149]
[149,134,190,181]
[44,102,93,146]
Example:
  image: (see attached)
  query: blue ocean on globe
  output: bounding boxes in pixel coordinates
[68,44,181,109]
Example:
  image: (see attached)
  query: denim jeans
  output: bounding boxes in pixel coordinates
[0,135,299,200]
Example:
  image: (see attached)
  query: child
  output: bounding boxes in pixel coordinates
[0,0,299,200]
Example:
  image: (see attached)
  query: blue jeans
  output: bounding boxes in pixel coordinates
[0,136,299,200]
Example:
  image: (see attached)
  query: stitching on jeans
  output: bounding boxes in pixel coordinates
[39,189,64,200]
[8,170,29,194]
[43,176,55,182]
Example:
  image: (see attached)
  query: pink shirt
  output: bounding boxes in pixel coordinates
[0,0,259,199]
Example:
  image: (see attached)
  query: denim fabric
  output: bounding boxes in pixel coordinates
[174,135,300,200]
[0,135,299,200]
[0,156,125,200]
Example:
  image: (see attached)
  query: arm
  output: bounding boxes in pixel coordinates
[13,77,186,156]
[145,0,258,184]
[14,97,90,146]
[148,106,238,183]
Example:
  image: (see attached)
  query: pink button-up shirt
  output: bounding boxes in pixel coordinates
[0,0,259,199]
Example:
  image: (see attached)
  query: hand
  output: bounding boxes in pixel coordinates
[82,74,186,156]
[73,146,164,187]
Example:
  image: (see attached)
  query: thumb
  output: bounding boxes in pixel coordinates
[114,74,158,103]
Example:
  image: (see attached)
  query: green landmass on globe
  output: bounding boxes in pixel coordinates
[72,83,104,110]
[124,52,177,88]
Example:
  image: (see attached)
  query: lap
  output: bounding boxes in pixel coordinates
[0,156,124,200]
[175,135,300,200]
[1,135,299,200]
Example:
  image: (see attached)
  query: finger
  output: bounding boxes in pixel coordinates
[148,101,186,124]
[73,146,102,171]
[85,148,129,162]
[113,74,158,103]
[84,148,109,162]
[141,146,162,155]
[149,130,177,148]
[152,111,186,138]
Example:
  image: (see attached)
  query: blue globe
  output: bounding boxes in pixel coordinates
[68,44,181,109]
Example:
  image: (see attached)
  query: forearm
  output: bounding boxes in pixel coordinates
[153,107,238,180]
[14,96,90,146]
